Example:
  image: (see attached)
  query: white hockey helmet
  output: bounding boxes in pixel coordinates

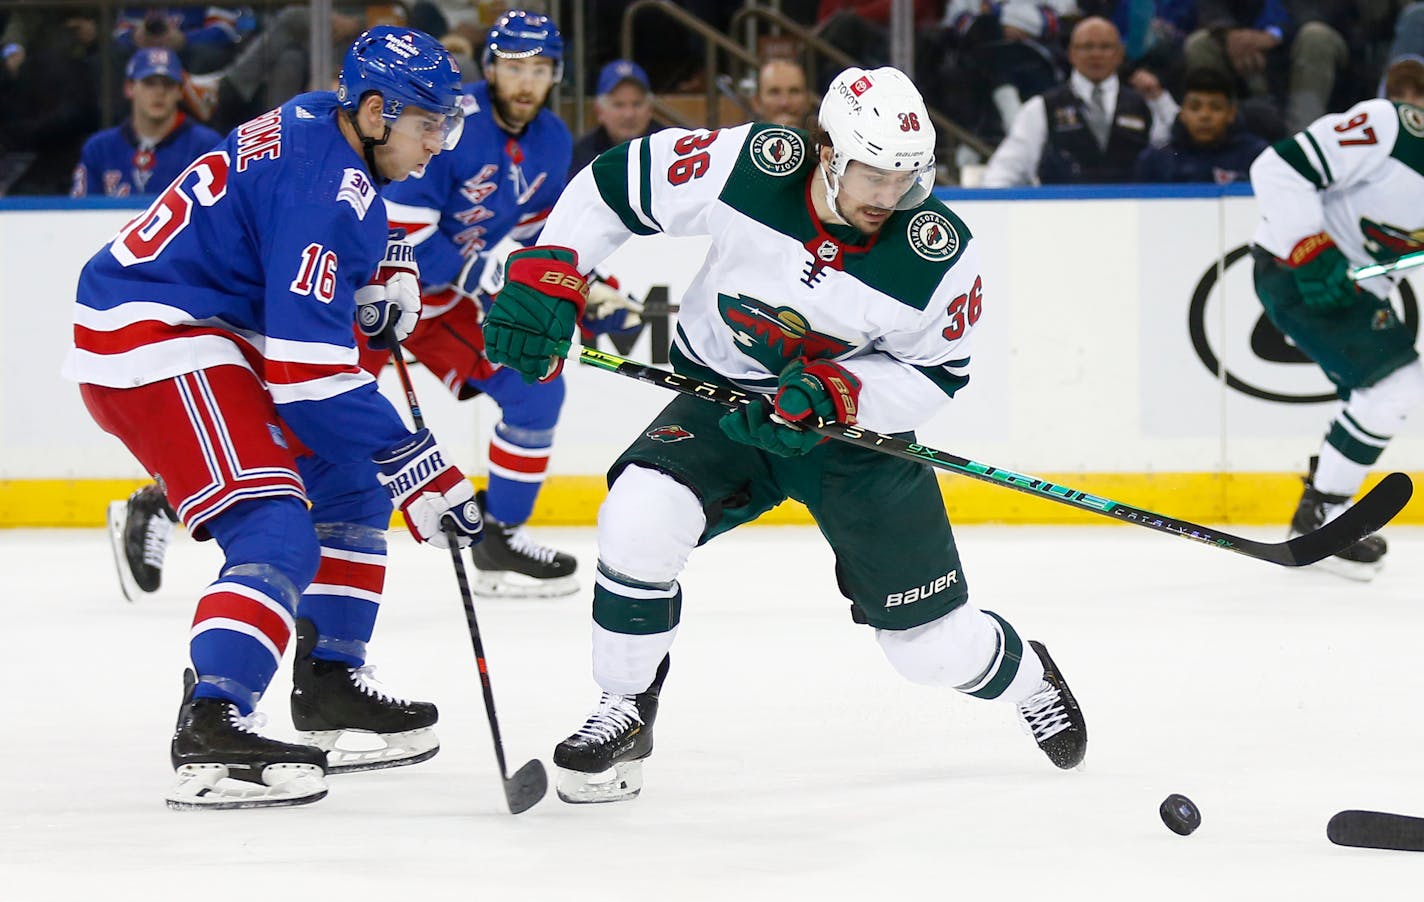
[817,66,936,212]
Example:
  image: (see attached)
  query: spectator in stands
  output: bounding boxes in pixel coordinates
[113,6,252,75]
[1182,1,1347,134]
[570,59,657,177]
[983,16,1178,186]
[186,7,365,133]
[72,48,223,197]
[751,57,811,128]
[0,12,100,195]
[1135,66,1267,183]
[1384,56,1424,104]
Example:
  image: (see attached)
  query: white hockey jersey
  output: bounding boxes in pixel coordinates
[538,123,983,435]
[1252,97,1424,299]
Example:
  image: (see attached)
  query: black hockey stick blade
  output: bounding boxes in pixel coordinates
[505,759,549,815]
[1275,472,1412,566]
[1328,810,1424,851]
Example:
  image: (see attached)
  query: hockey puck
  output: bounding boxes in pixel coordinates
[1160,794,1201,835]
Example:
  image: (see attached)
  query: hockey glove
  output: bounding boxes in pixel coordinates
[719,398,824,457]
[374,429,483,548]
[1286,233,1357,311]
[580,270,645,338]
[771,357,861,427]
[483,245,587,384]
[357,229,422,349]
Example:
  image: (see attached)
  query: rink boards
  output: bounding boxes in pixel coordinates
[2,186,1420,527]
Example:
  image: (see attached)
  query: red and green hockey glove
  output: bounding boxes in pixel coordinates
[483,245,587,383]
[1286,233,1357,310]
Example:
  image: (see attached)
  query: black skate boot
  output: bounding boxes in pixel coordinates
[290,618,440,773]
[1289,456,1386,582]
[554,654,670,803]
[167,669,328,810]
[1017,641,1087,770]
[106,482,178,601]
[467,489,579,598]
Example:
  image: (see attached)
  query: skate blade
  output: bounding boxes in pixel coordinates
[106,501,141,604]
[472,572,580,599]
[555,761,643,804]
[297,727,440,774]
[165,762,327,810]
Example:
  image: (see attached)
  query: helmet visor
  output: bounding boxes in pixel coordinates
[388,105,465,151]
[836,159,935,212]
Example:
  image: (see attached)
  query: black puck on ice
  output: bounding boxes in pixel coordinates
[1160,794,1201,835]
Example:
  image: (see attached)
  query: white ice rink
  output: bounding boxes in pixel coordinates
[4,522,1422,901]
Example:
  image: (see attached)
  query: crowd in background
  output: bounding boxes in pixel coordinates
[5,0,1424,195]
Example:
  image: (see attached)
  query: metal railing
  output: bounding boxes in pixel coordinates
[727,4,992,158]
[619,0,762,130]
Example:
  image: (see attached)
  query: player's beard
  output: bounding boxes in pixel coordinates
[489,79,546,132]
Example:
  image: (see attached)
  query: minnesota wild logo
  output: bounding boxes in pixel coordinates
[1360,216,1424,260]
[647,425,694,443]
[717,293,853,371]
[748,128,805,176]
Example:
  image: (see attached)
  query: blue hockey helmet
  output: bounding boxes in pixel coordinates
[482,10,563,80]
[339,26,464,125]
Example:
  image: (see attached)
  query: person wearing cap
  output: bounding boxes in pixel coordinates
[71,48,222,197]
[569,58,657,177]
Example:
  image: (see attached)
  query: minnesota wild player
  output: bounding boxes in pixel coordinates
[483,66,1087,802]
[1250,97,1424,581]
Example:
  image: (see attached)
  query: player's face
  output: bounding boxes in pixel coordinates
[378,106,455,180]
[127,75,182,124]
[486,56,556,130]
[596,82,652,143]
[833,160,920,233]
[1179,91,1235,146]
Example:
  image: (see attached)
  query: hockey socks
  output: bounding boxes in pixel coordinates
[485,420,555,526]
[297,523,388,666]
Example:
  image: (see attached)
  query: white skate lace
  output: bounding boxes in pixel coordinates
[505,525,559,565]
[143,515,175,568]
[572,693,642,743]
[349,665,411,705]
[230,710,268,733]
[1017,682,1070,742]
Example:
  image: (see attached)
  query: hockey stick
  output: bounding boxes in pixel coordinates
[1328,810,1424,851]
[553,341,1413,567]
[385,331,548,815]
[1347,248,1424,281]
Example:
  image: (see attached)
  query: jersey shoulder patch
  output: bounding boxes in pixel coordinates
[844,196,973,311]
[744,125,807,177]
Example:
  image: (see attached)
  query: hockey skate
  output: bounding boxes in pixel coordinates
[167,669,328,810]
[106,482,178,602]
[467,489,579,598]
[1289,457,1386,582]
[290,618,440,773]
[554,655,670,803]
[1016,641,1087,770]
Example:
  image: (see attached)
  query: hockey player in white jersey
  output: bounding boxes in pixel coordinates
[482,66,1088,802]
[1250,97,1424,580]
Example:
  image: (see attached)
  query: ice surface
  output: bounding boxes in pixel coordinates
[4,523,1422,900]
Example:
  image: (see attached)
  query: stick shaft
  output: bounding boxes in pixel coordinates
[1347,248,1424,281]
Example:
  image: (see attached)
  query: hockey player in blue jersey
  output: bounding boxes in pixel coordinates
[71,48,223,197]
[383,10,642,598]
[66,27,480,810]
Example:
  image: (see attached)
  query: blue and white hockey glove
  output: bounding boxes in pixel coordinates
[374,429,483,548]
[357,229,422,349]
[580,270,645,339]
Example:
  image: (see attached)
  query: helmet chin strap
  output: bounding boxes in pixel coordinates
[348,109,393,184]
[818,160,851,226]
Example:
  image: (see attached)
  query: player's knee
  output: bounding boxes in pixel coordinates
[598,465,704,584]
[1350,359,1424,431]
[209,496,321,594]
[876,604,998,688]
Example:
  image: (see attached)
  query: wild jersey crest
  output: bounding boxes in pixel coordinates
[717,293,853,371]
[748,128,805,176]
[1360,216,1424,260]
[1400,103,1424,138]
[907,210,958,262]
[647,424,694,443]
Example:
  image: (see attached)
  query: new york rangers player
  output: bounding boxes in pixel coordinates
[383,10,640,598]
[483,66,1089,802]
[65,27,480,810]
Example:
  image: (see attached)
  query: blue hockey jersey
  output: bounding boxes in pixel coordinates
[383,80,572,288]
[63,91,411,464]
[71,114,223,197]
